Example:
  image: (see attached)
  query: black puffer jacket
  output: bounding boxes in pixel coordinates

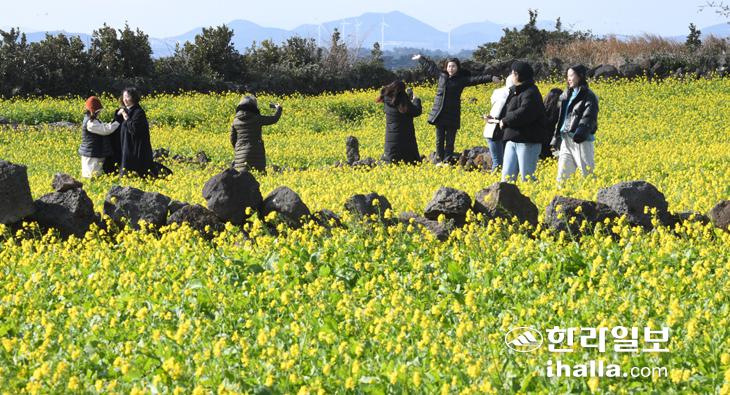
[419,57,495,130]
[500,80,549,144]
[230,106,282,172]
[78,115,112,158]
[383,95,422,164]
[554,85,599,136]
[119,105,154,176]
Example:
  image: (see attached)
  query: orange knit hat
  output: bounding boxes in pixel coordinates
[85,96,103,114]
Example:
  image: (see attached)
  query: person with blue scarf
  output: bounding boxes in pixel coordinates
[550,65,600,182]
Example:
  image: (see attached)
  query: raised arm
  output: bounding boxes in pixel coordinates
[413,54,441,79]
[260,106,283,126]
[465,73,498,87]
[407,97,423,117]
[87,119,120,136]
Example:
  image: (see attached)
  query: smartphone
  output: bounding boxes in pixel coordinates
[269,103,277,109]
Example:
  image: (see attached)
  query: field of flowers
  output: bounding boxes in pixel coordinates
[0,78,729,394]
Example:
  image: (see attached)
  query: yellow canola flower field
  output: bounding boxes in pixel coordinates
[0,78,729,394]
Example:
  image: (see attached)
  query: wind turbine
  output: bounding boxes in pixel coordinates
[354,20,363,56]
[341,19,351,41]
[354,21,362,46]
[381,16,389,49]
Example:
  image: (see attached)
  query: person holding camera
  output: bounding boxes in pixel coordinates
[377,81,422,164]
[230,96,282,173]
[550,65,599,182]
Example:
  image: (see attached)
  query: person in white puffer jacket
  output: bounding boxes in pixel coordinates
[482,74,515,171]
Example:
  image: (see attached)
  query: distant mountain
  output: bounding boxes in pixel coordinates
[668,22,730,42]
[14,13,730,57]
[292,11,448,50]
[23,30,92,47]
[450,20,504,49]
[700,22,730,38]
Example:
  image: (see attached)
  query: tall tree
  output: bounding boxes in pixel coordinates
[181,25,242,81]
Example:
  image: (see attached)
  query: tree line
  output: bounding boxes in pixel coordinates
[1,9,724,98]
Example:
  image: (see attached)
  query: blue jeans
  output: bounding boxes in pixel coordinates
[501,141,541,182]
[486,138,506,171]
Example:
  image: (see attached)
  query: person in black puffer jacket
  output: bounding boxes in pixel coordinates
[414,54,498,164]
[499,61,548,182]
[230,96,282,173]
[79,96,119,178]
[377,80,422,164]
[550,65,600,182]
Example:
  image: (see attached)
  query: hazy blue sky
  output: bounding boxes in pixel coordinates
[1,0,727,37]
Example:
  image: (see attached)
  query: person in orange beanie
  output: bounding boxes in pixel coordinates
[79,96,119,178]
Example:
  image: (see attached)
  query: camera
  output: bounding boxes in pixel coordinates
[269,103,277,109]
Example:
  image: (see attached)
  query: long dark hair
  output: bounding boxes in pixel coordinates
[567,65,589,91]
[544,88,563,118]
[376,80,410,114]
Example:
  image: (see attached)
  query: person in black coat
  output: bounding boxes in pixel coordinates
[117,87,154,177]
[498,61,548,182]
[103,109,123,175]
[414,54,498,164]
[541,88,563,159]
[377,80,422,164]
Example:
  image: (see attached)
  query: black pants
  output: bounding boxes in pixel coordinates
[435,126,457,161]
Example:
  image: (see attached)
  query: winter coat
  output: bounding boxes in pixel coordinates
[419,57,495,130]
[383,95,422,164]
[230,106,282,172]
[103,111,124,174]
[78,115,118,158]
[500,80,549,144]
[554,85,599,140]
[119,105,154,177]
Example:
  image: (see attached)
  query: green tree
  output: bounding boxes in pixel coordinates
[0,28,32,96]
[29,33,92,95]
[371,42,384,65]
[280,36,321,68]
[180,25,242,81]
[90,23,153,78]
[686,23,702,51]
[473,10,592,64]
[324,29,350,73]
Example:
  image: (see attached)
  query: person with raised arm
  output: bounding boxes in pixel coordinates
[413,54,499,164]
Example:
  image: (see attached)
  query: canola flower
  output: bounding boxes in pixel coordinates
[0,77,729,393]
